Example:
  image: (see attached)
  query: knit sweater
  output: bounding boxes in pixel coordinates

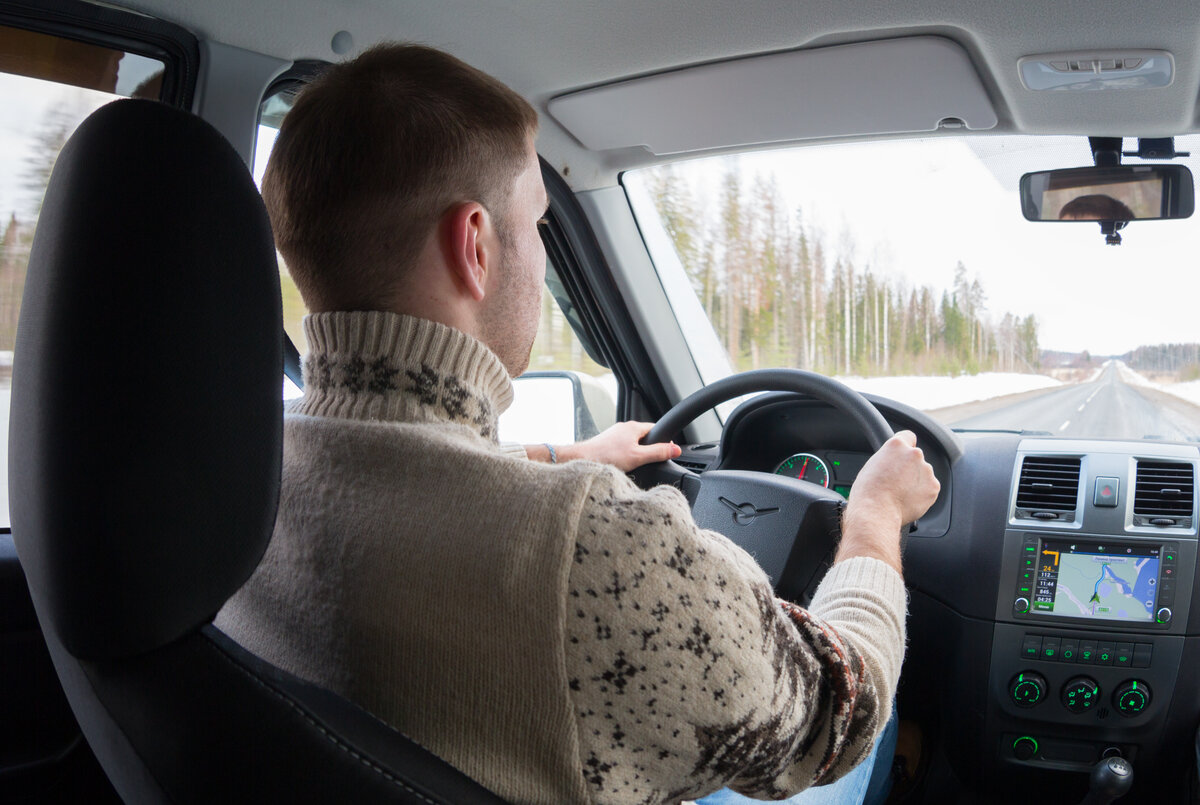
[216,311,907,805]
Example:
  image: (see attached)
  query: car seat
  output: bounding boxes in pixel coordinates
[8,98,505,803]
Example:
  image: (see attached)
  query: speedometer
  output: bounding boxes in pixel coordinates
[773,452,830,487]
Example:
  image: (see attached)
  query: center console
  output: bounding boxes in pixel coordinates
[988,440,1197,771]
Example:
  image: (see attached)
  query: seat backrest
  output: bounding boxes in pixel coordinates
[9,98,506,803]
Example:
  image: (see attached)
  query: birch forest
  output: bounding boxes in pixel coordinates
[645,165,1041,376]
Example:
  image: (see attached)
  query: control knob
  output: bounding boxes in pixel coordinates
[1012,736,1039,760]
[1009,671,1047,708]
[1062,676,1101,714]
[1113,680,1151,717]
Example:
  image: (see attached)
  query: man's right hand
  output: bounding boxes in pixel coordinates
[836,430,940,573]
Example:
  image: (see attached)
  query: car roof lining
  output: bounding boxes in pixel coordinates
[548,37,997,156]
[112,0,1200,190]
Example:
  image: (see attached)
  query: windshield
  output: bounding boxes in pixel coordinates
[625,135,1200,441]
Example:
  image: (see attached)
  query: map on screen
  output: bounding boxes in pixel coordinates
[1033,542,1159,622]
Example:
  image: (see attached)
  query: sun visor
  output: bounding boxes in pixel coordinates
[548,36,997,156]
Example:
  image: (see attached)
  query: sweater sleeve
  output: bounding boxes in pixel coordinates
[497,441,530,459]
[563,467,906,803]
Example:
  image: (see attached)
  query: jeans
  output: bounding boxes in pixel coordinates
[694,708,898,805]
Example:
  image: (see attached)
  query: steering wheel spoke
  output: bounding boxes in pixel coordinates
[689,470,844,602]
[634,369,893,602]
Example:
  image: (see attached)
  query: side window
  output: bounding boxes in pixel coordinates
[498,255,619,445]
[0,24,170,529]
[253,79,309,399]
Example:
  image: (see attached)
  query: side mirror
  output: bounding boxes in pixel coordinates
[500,371,617,444]
[1020,164,1194,221]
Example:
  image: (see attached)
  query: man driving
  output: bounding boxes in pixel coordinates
[216,43,940,805]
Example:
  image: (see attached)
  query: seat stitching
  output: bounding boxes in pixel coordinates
[204,634,443,804]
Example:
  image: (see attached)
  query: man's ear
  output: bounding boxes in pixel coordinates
[440,201,493,302]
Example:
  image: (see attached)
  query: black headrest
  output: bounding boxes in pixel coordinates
[9,99,282,661]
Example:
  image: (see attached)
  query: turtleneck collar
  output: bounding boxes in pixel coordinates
[291,311,514,441]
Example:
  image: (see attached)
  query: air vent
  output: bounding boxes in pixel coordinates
[1015,456,1081,522]
[1134,460,1194,528]
[675,458,710,473]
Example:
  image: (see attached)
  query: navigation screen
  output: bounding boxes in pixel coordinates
[1033,540,1160,623]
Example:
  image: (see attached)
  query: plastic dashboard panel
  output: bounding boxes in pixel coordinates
[900,432,1200,797]
[686,391,1200,797]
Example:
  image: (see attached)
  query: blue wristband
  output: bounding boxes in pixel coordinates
[544,443,557,464]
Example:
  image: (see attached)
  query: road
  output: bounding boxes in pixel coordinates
[948,363,1200,440]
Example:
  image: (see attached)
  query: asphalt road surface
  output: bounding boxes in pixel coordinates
[948,364,1200,441]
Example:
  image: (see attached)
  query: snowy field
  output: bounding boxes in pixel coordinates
[833,372,1062,412]
[1116,360,1200,408]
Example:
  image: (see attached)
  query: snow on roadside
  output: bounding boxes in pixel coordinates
[834,372,1061,412]
[1116,360,1200,408]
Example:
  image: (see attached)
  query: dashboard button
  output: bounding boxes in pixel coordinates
[1094,477,1120,507]
[1078,640,1098,664]
[1021,635,1042,660]
[1041,637,1061,661]
[1097,642,1116,665]
[1156,607,1173,625]
[1114,643,1134,667]
[1014,597,1030,614]
[1133,643,1153,668]
[1060,638,1079,663]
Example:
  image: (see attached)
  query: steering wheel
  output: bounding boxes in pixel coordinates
[635,369,893,603]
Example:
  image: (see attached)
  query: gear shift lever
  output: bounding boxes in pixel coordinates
[1080,756,1133,805]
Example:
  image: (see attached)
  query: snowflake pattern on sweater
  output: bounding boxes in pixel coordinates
[564,470,886,804]
[305,354,498,439]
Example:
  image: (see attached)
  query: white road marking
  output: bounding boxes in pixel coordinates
[1077,404,1086,412]
[1086,389,1100,403]
[1059,420,1071,431]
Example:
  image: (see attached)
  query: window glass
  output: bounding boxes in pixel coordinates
[625,136,1200,441]
[498,259,618,445]
[0,26,166,528]
[253,82,307,395]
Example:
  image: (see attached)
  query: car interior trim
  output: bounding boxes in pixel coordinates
[548,36,998,156]
[193,38,290,165]
[575,186,721,441]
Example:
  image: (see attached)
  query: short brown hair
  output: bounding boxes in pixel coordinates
[1058,194,1135,221]
[263,43,539,311]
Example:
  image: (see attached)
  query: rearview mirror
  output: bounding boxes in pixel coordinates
[1020,164,1194,221]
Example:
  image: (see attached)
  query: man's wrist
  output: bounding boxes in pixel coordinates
[837,502,904,572]
[524,442,580,463]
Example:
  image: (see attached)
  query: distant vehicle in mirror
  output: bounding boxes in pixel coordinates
[1020,164,1195,221]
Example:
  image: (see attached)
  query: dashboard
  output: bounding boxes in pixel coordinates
[672,392,1200,801]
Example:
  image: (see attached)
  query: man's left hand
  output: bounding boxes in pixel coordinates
[529,421,681,472]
